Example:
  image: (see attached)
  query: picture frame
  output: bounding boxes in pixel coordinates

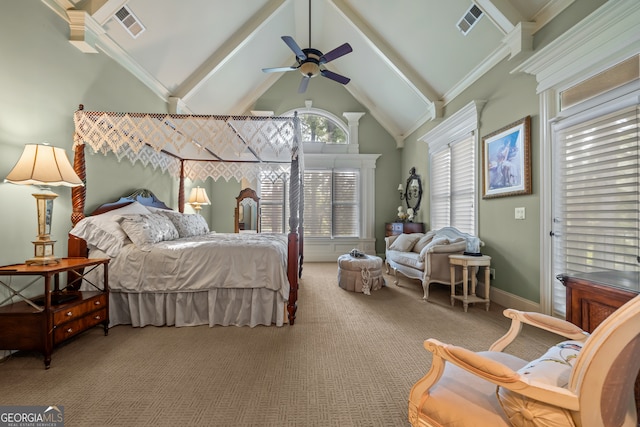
[482,116,531,199]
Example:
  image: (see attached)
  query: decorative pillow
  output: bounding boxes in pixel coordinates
[419,237,450,259]
[389,233,423,252]
[159,210,210,238]
[412,231,436,253]
[118,213,179,249]
[69,202,152,257]
[497,340,583,427]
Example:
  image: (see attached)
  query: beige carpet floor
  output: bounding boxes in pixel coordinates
[0,262,559,426]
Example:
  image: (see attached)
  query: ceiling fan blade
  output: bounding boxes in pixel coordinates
[281,36,306,61]
[319,43,352,64]
[298,76,311,93]
[262,65,299,73]
[321,69,350,85]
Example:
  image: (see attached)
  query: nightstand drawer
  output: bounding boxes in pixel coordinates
[53,308,107,343]
[53,294,107,326]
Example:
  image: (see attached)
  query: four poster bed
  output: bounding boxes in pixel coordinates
[67,106,303,327]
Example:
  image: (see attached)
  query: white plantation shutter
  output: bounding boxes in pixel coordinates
[333,170,359,237]
[303,169,360,238]
[552,104,640,315]
[304,171,332,237]
[259,175,287,233]
[430,149,450,230]
[430,134,475,234]
[451,136,475,234]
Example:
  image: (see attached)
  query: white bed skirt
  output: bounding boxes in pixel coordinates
[108,288,287,328]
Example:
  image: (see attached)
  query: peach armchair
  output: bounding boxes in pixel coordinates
[408,294,640,427]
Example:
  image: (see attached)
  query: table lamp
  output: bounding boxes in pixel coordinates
[188,186,210,214]
[4,143,84,265]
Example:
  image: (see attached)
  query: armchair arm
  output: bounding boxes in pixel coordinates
[420,338,580,410]
[490,309,589,352]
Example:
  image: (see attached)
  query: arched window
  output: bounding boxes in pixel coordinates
[297,112,348,144]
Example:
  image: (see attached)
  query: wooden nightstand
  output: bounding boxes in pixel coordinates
[0,257,109,369]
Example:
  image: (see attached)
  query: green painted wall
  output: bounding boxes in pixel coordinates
[401,0,607,303]
[0,1,170,276]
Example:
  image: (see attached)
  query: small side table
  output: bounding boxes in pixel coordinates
[449,254,491,312]
[0,257,109,368]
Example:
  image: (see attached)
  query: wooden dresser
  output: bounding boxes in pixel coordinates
[0,258,109,369]
[558,270,640,419]
[385,222,425,237]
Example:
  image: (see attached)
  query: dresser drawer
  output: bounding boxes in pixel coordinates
[52,294,107,326]
[53,308,107,343]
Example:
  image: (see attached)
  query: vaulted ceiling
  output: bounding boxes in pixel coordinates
[45,0,572,146]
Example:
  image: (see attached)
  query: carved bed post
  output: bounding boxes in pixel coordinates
[179,160,185,213]
[287,126,301,325]
[69,106,88,259]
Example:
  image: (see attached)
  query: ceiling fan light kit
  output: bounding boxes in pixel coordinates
[262,0,352,93]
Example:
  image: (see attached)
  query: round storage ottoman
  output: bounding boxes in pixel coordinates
[337,254,386,295]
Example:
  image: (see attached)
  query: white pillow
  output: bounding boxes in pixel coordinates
[118,213,179,249]
[497,340,583,427]
[412,231,436,253]
[159,210,210,238]
[69,201,152,257]
[419,237,450,259]
[389,233,423,252]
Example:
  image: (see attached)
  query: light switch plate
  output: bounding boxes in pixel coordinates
[515,207,525,220]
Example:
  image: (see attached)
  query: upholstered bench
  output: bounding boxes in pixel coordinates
[337,254,386,295]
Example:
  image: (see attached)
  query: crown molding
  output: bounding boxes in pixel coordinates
[513,0,640,93]
[419,100,486,152]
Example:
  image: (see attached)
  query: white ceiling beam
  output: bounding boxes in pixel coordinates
[175,0,287,101]
[80,0,128,26]
[475,0,522,35]
[330,0,441,120]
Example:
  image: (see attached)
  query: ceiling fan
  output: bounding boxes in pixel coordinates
[262,0,352,93]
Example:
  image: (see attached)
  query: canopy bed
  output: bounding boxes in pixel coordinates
[67,106,303,327]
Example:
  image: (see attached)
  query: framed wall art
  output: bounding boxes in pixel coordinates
[482,116,531,199]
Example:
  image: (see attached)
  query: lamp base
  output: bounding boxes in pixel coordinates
[27,239,59,265]
[26,255,61,266]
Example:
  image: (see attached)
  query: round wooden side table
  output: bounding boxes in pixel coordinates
[448,254,492,312]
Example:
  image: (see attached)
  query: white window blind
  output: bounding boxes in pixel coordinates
[259,174,287,233]
[430,149,450,230]
[303,169,359,238]
[451,137,476,233]
[333,170,359,237]
[430,134,475,234]
[552,104,640,314]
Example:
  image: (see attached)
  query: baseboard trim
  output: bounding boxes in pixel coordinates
[490,286,541,312]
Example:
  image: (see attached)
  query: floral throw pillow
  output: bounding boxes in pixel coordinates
[160,210,210,238]
[118,213,179,249]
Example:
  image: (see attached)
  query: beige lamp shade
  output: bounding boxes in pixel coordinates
[5,144,83,187]
[4,144,83,266]
[188,186,210,213]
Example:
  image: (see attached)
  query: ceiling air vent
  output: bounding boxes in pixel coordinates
[114,5,145,38]
[457,4,483,35]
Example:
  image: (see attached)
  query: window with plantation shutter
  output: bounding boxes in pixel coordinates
[333,170,359,237]
[429,134,476,234]
[552,104,640,315]
[259,174,287,233]
[303,169,359,238]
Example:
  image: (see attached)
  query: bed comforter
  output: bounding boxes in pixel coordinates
[83,232,290,327]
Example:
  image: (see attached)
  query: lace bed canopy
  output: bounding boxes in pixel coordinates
[69,106,304,324]
[70,106,303,227]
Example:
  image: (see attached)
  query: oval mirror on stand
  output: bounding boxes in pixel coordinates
[235,188,260,233]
